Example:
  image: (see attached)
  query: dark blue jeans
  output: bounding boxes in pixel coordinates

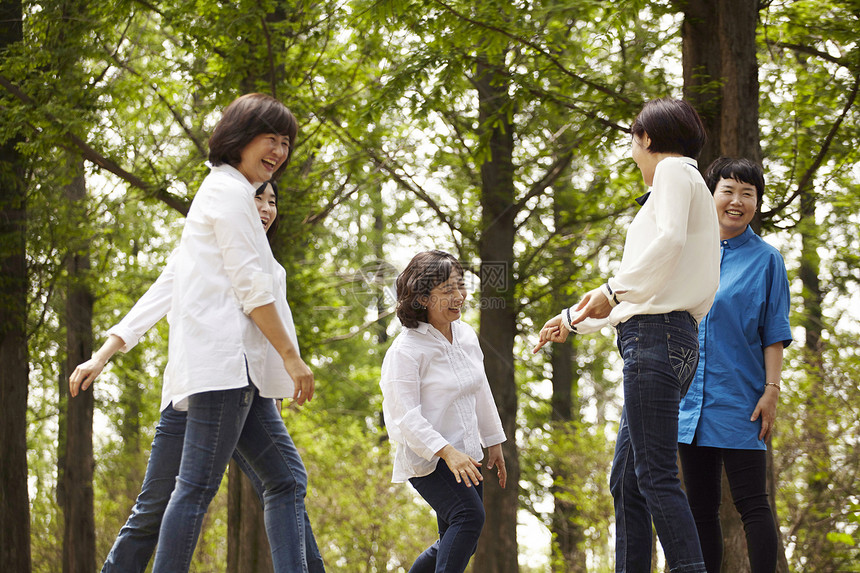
[408,459,485,573]
[610,311,706,573]
[102,405,265,572]
[678,443,777,573]
[150,385,324,573]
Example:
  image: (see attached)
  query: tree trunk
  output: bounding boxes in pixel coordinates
[678,3,768,571]
[58,156,96,573]
[550,340,587,573]
[678,0,761,169]
[796,180,830,568]
[227,463,273,573]
[0,5,32,570]
[473,56,519,573]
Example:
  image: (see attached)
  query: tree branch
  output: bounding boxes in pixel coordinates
[431,0,634,105]
[0,74,189,215]
[762,72,859,219]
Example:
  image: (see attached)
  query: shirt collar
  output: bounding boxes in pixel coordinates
[209,163,255,195]
[721,224,755,249]
[634,158,698,207]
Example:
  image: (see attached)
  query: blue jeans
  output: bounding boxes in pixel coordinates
[102,405,275,571]
[143,385,322,573]
[609,312,705,573]
[408,459,485,573]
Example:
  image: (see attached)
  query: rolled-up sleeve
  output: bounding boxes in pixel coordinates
[107,252,177,352]
[381,350,448,461]
[209,187,275,314]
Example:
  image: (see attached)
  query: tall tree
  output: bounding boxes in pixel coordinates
[473,52,520,572]
[675,2,766,569]
[0,0,32,570]
[57,156,96,573]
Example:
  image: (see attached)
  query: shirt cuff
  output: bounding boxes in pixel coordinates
[600,283,619,308]
[241,271,276,315]
[106,325,137,353]
[560,307,579,333]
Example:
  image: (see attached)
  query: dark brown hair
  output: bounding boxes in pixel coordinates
[395,250,464,328]
[208,93,298,180]
[631,98,706,159]
[705,157,765,205]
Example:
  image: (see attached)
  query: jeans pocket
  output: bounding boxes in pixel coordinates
[667,330,698,397]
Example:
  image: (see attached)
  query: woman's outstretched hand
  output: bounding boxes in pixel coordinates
[533,314,569,353]
[68,334,125,397]
[438,444,483,487]
[69,355,108,398]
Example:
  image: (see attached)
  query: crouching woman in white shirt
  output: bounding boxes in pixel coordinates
[381,250,507,573]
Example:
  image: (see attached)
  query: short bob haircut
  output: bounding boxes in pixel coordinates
[705,156,765,206]
[209,93,298,180]
[254,180,280,240]
[396,250,464,329]
[631,98,707,159]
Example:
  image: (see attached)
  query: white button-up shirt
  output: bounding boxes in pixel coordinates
[380,320,506,482]
[573,157,720,333]
[107,249,300,412]
[116,164,294,411]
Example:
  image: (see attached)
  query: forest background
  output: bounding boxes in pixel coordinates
[1,0,858,572]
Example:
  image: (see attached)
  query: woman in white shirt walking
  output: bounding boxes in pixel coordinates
[381,250,507,573]
[535,99,719,573]
[73,93,318,573]
[69,181,324,572]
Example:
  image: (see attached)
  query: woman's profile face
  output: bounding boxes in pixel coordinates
[631,133,658,186]
[238,133,290,184]
[254,183,278,232]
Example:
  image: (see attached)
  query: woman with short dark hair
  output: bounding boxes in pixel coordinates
[73,93,321,573]
[70,180,324,572]
[535,98,718,572]
[678,157,790,573]
[381,250,507,573]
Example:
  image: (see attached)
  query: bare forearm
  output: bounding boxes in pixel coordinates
[94,334,125,365]
[764,342,784,386]
[248,302,298,359]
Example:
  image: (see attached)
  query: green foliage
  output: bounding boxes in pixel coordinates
[6,0,859,570]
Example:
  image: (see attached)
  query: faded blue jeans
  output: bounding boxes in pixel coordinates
[138,384,322,573]
[101,404,265,572]
[610,311,706,573]
[408,459,485,573]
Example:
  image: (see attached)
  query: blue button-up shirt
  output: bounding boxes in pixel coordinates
[678,225,792,450]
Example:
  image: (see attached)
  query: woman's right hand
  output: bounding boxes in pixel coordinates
[69,334,125,397]
[437,444,483,487]
[69,355,108,398]
[283,354,315,405]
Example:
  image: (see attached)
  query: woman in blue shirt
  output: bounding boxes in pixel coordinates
[677,157,792,573]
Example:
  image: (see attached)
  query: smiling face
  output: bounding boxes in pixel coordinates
[254,182,278,233]
[424,271,466,328]
[713,177,758,240]
[237,133,290,184]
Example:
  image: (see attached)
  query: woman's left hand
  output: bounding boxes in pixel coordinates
[751,386,779,441]
[570,287,612,326]
[487,444,507,489]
